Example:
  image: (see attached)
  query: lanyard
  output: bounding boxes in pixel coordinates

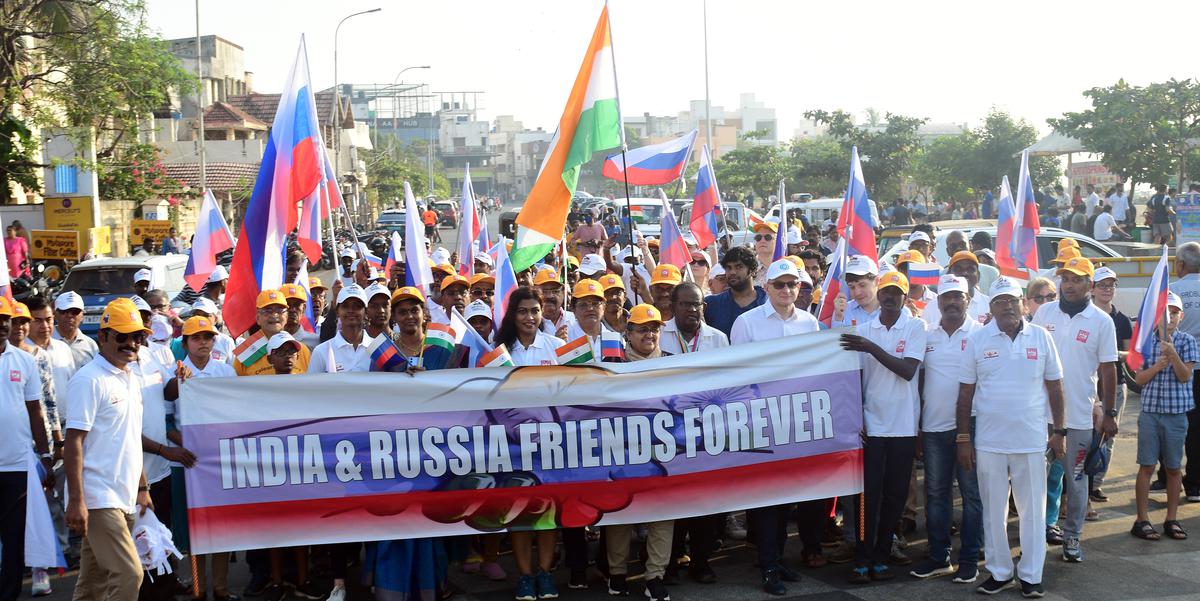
[674,330,700,353]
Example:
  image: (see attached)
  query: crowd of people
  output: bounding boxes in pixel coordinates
[2,211,1199,601]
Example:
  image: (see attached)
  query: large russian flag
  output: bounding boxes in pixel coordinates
[689,144,721,249]
[1128,246,1170,370]
[1011,150,1041,276]
[185,190,236,292]
[836,147,876,262]
[224,38,323,336]
[994,175,1020,278]
[456,165,478,277]
[657,190,691,269]
[602,129,697,186]
[816,237,847,327]
[492,241,519,334]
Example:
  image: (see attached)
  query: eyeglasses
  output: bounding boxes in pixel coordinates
[471,288,496,297]
[771,281,799,290]
[575,299,602,310]
[1093,283,1117,291]
[257,306,287,315]
[108,330,147,344]
[631,326,661,335]
[754,234,775,242]
[1032,293,1057,303]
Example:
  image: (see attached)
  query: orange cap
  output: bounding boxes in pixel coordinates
[649,264,682,287]
[433,263,456,276]
[628,303,664,325]
[1057,256,1095,278]
[895,249,926,266]
[99,298,152,334]
[533,267,561,287]
[947,251,978,268]
[753,221,779,234]
[572,279,604,300]
[877,271,910,295]
[0,297,12,317]
[1057,238,1079,250]
[390,286,425,305]
[279,283,306,301]
[256,289,287,309]
[10,302,30,321]
[1051,246,1081,264]
[470,273,496,288]
[182,315,217,336]
[308,276,326,291]
[599,273,624,291]
[440,273,469,290]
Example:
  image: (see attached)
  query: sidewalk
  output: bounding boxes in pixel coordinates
[31,393,1200,601]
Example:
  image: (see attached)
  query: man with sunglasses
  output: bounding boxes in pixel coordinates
[64,298,156,601]
[730,259,819,596]
[535,268,575,338]
[470,273,497,307]
[52,291,98,369]
[235,290,311,376]
[751,222,780,287]
[832,256,880,328]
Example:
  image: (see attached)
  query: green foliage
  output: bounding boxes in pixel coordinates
[97,143,183,201]
[713,130,788,200]
[365,144,449,207]
[804,109,928,197]
[0,114,41,200]
[787,137,848,197]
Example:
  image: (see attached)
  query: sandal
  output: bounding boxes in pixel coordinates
[1164,520,1188,540]
[1131,520,1160,540]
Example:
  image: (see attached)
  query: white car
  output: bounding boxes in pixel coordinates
[59,254,190,337]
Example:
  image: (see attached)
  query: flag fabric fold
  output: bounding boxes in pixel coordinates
[906,263,940,286]
[422,323,457,370]
[835,147,876,262]
[773,180,787,262]
[384,232,403,278]
[457,166,478,277]
[404,181,434,292]
[294,262,316,333]
[367,335,408,373]
[492,241,519,333]
[234,330,268,367]
[602,129,697,185]
[995,175,1019,277]
[511,6,623,271]
[478,345,514,367]
[1011,149,1041,277]
[689,144,722,250]
[816,237,847,327]
[1128,246,1171,370]
[600,330,624,361]
[657,190,692,268]
[184,190,235,292]
[556,335,595,365]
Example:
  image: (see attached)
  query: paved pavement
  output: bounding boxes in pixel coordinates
[27,390,1200,601]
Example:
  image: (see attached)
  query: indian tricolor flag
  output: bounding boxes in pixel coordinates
[556,335,595,365]
[234,330,268,366]
[478,344,514,368]
[511,5,623,271]
[421,323,457,370]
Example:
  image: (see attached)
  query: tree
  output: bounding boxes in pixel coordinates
[712,130,788,201]
[1050,79,1200,188]
[364,144,449,208]
[804,109,927,198]
[787,137,847,197]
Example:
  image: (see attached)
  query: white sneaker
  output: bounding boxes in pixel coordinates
[31,568,52,597]
[326,585,346,601]
[725,513,747,540]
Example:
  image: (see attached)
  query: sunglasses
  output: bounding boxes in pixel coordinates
[107,330,147,344]
[754,234,775,242]
[771,281,799,289]
[1032,293,1057,303]
[690,260,708,267]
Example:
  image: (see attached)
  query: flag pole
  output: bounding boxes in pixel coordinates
[604,0,638,304]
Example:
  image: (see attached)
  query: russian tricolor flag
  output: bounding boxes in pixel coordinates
[293,262,316,333]
[1011,150,1041,276]
[456,165,478,277]
[384,231,403,277]
[836,147,876,262]
[995,175,1018,277]
[184,190,236,292]
[816,237,847,327]
[1128,246,1171,371]
[689,144,721,249]
[492,241,519,334]
[906,262,940,286]
[657,190,692,268]
[602,129,697,186]
[224,38,324,336]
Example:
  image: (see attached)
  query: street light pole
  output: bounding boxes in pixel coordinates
[194,0,206,195]
[388,65,430,152]
[333,7,381,224]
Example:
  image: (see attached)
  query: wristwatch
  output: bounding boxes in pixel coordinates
[1052,428,1068,436]
[1106,408,1119,418]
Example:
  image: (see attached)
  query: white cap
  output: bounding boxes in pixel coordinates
[129,295,151,312]
[473,251,494,267]
[936,274,968,297]
[464,299,492,322]
[191,297,219,315]
[336,284,368,306]
[267,331,301,353]
[339,248,356,259]
[368,267,383,281]
[765,258,802,282]
[989,276,1023,300]
[909,231,931,244]
[54,291,84,312]
[976,248,996,261]
[150,314,172,342]
[1092,266,1118,283]
[579,253,607,276]
[786,226,804,246]
[1168,291,1184,310]
[707,263,725,280]
[207,265,229,283]
[844,255,879,276]
[431,247,451,265]
[134,268,152,284]
[365,282,391,301]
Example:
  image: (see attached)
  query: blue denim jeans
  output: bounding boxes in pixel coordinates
[923,428,983,564]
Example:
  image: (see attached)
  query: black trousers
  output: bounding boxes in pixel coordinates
[670,513,721,567]
[794,498,833,555]
[1184,408,1200,491]
[0,472,27,601]
[562,528,589,571]
[746,504,791,572]
[855,436,915,567]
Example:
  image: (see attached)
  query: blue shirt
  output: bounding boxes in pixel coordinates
[982,191,994,219]
[1141,330,1199,414]
[704,287,767,337]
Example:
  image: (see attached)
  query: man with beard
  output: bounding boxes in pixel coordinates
[437,274,471,324]
[535,267,575,338]
[648,264,682,322]
[703,246,765,338]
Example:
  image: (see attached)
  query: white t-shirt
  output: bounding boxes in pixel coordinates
[921,319,982,432]
[1107,193,1128,221]
[1032,301,1118,430]
[509,331,566,366]
[135,348,172,484]
[1085,193,1101,218]
[660,318,730,355]
[65,354,144,512]
[960,320,1063,453]
[0,345,44,471]
[921,289,990,331]
[309,332,376,373]
[1093,212,1118,240]
[541,311,577,336]
[27,338,75,422]
[731,303,820,344]
[856,310,928,437]
[52,328,98,370]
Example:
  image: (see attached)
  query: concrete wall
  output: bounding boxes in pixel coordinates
[159,139,265,164]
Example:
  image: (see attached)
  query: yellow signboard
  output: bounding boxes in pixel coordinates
[130,219,173,246]
[43,197,94,232]
[89,226,112,255]
[31,230,80,261]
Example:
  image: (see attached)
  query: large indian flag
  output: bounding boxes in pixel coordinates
[511,6,623,271]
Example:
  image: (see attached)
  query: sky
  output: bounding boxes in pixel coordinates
[145,0,1200,139]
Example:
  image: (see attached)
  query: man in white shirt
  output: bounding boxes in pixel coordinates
[957,277,1065,597]
[831,255,880,328]
[310,285,374,373]
[51,291,98,369]
[536,267,576,338]
[1092,204,1128,241]
[0,296,52,601]
[64,298,155,600]
[924,251,991,326]
[1107,183,1129,223]
[1031,256,1118,563]
[910,275,983,583]
[730,259,819,596]
[839,270,926,584]
[661,283,729,355]
[1085,184,1101,218]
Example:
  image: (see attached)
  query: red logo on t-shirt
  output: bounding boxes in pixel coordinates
[961,339,968,351]
[8,370,19,382]
[895,340,906,353]
[1026,348,1039,360]
[984,350,999,359]
[1046,324,1056,332]
[1076,330,1090,343]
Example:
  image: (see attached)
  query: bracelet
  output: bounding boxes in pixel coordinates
[138,485,150,492]
[1052,428,1068,436]
[955,433,971,443]
[157,442,165,455]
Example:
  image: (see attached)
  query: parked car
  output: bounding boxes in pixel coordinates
[376,209,406,233]
[433,200,459,227]
[679,201,753,249]
[60,255,190,337]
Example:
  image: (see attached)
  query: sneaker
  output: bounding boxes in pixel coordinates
[1089,488,1109,503]
[827,542,856,564]
[1019,579,1045,598]
[259,583,287,601]
[725,514,747,540]
[568,567,587,589]
[293,580,325,600]
[952,564,979,583]
[31,568,52,597]
[536,570,559,599]
[1062,537,1083,563]
[761,569,786,596]
[976,576,1015,594]
[607,574,629,596]
[870,565,895,581]
[483,562,508,581]
[644,577,670,601]
[909,558,955,579]
[1187,488,1200,502]
[1045,525,1064,546]
[847,566,870,584]
[515,575,537,601]
[888,544,912,566]
[243,576,270,598]
[325,586,346,601]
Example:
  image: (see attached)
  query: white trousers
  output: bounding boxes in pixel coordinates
[977,450,1047,584]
